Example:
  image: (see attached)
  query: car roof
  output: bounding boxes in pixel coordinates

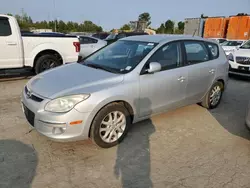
[121,34,207,44]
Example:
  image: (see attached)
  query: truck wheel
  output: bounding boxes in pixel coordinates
[90,103,131,148]
[201,81,224,109]
[35,54,61,74]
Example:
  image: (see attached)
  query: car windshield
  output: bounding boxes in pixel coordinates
[240,40,250,49]
[105,33,117,40]
[221,41,243,46]
[80,40,157,74]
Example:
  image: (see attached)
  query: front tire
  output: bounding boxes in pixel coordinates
[201,81,224,109]
[90,103,131,148]
[35,54,61,74]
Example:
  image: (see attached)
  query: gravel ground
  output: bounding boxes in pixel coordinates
[0,77,249,188]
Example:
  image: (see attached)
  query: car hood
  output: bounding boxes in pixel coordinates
[233,49,250,57]
[27,63,124,99]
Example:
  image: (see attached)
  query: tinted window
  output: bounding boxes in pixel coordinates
[206,42,219,59]
[148,42,182,71]
[0,17,12,36]
[79,37,97,44]
[184,41,209,64]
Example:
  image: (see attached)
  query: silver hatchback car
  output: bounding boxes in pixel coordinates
[21,35,229,148]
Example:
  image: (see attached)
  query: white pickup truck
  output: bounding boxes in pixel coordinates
[0,14,80,75]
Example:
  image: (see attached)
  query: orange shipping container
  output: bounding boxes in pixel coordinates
[227,16,250,40]
[203,17,229,38]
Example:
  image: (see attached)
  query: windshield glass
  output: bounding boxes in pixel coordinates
[221,41,243,46]
[105,33,117,40]
[80,40,157,74]
[240,40,250,49]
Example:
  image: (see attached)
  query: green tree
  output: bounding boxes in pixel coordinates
[120,24,131,30]
[138,12,151,27]
[164,20,175,34]
[156,23,165,34]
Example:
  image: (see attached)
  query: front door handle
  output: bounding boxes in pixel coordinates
[209,69,215,74]
[177,76,186,82]
[6,41,17,45]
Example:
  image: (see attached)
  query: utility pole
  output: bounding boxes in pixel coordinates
[53,0,57,32]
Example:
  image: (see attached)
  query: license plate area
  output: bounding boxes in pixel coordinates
[22,103,35,127]
[238,66,250,71]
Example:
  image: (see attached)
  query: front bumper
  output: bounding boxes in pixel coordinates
[21,89,92,142]
[228,60,250,77]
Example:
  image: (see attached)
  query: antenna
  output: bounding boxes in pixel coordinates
[192,29,197,37]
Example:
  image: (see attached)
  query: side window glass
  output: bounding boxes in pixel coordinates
[206,42,219,60]
[0,17,12,36]
[184,41,209,64]
[148,42,182,71]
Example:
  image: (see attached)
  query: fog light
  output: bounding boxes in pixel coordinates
[52,127,65,135]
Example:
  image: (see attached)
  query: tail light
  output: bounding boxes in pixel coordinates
[73,42,80,52]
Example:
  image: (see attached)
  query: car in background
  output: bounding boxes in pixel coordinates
[105,31,149,45]
[221,40,245,55]
[209,38,227,45]
[0,14,79,75]
[39,32,65,36]
[78,35,107,61]
[246,101,250,130]
[21,35,228,148]
[228,40,250,77]
[92,32,110,40]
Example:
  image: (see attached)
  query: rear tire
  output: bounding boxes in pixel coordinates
[201,81,224,109]
[90,103,131,148]
[34,54,61,74]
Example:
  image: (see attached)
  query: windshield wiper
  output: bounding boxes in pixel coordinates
[85,63,117,73]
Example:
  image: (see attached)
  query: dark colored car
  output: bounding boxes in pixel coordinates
[92,32,110,40]
[105,32,149,45]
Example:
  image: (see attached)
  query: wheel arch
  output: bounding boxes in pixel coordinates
[33,49,63,69]
[88,100,135,137]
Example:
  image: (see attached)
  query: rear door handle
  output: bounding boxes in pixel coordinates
[209,69,215,74]
[177,76,186,82]
[6,41,17,45]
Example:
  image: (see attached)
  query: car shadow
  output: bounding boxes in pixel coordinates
[0,139,38,188]
[210,76,250,140]
[114,98,155,188]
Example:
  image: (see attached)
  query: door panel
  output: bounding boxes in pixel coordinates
[139,41,187,117]
[139,68,187,117]
[183,41,217,104]
[0,17,22,68]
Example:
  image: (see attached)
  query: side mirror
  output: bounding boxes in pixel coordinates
[147,62,161,73]
[236,45,241,50]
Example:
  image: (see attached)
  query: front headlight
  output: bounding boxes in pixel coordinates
[45,94,90,113]
[228,53,234,62]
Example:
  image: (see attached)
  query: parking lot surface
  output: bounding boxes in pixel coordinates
[0,77,250,188]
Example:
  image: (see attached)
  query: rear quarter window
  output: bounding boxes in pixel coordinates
[0,17,12,36]
[206,42,219,60]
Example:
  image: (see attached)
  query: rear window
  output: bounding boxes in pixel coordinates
[206,42,219,60]
[0,17,12,36]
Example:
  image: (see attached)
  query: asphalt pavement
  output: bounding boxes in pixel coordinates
[0,77,249,188]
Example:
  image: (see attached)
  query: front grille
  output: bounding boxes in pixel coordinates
[236,56,250,65]
[25,86,43,102]
[23,104,35,127]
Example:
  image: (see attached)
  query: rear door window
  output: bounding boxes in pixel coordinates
[184,41,209,65]
[0,17,12,36]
